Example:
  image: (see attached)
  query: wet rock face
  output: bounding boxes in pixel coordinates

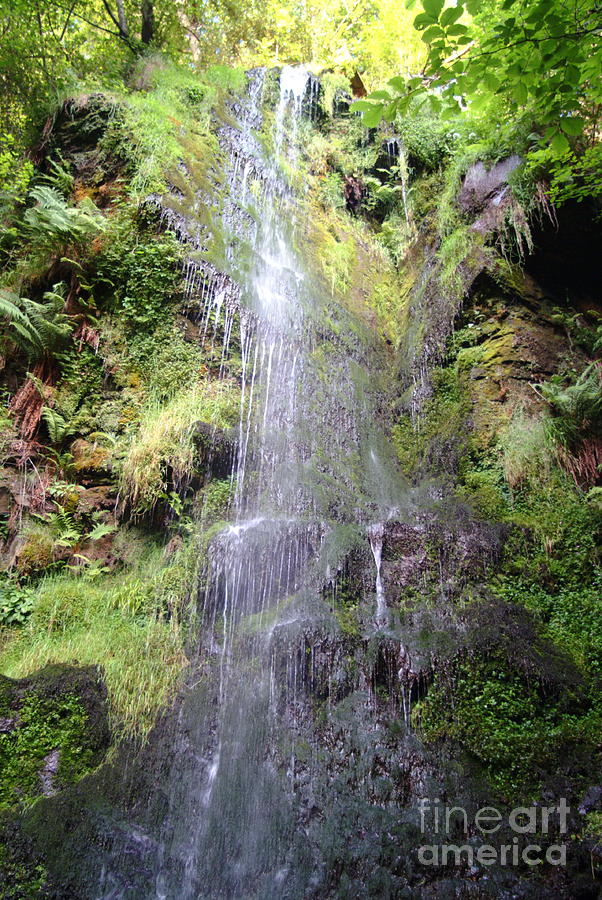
[36,93,126,204]
[192,420,236,480]
[0,664,111,894]
[380,508,504,599]
[579,785,602,816]
[455,273,589,447]
[458,155,522,234]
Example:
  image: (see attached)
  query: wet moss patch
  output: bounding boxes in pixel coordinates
[0,665,110,812]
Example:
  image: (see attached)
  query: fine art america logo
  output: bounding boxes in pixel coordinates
[417,798,569,867]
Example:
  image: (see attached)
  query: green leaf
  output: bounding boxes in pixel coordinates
[362,105,384,128]
[350,100,377,111]
[369,89,392,100]
[387,76,406,92]
[560,116,584,136]
[550,132,570,156]
[513,82,528,105]
[422,24,445,42]
[382,102,398,122]
[413,11,436,28]
[427,94,443,114]
[423,0,444,19]
[447,23,468,35]
[440,5,463,27]
[483,73,500,91]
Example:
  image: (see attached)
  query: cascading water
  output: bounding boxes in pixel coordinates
[384,137,411,229]
[90,68,413,900]
[367,522,387,628]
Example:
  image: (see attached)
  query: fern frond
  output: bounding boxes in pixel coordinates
[0,288,41,352]
[41,158,75,196]
[41,406,71,444]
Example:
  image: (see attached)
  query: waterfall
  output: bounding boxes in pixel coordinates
[94,68,410,900]
[384,137,410,228]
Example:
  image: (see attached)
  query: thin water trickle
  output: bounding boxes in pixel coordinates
[368,521,388,627]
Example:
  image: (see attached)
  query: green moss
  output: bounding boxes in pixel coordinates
[98,60,239,199]
[14,531,54,579]
[0,691,94,810]
[0,834,47,900]
[392,365,469,479]
[414,656,599,797]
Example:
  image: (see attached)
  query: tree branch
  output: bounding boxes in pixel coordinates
[465,25,602,66]
[59,0,77,42]
[45,0,137,49]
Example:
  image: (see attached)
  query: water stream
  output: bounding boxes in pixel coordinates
[95,67,411,900]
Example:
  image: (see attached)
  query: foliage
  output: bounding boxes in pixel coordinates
[540,363,602,447]
[129,324,207,400]
[0,542,195,736]
[94,219,181,329]
[197,478,234,525]
[414,655,599,796]
[0,290,42,354]
[101,61,225,197]
[498,411,552,491]
[121,380,239,512]
[116,236,180,328]
[0,839,47,900]
[395,107,460,171]
[0,132,33,199]
[538,363,602,486]
[0,581,34,627]
[21,186,104,256]
[354,0,602,203]
[40,407,76,445]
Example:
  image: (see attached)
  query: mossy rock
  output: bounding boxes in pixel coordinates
[0,664,110,812]
[70,439,112,476]
[0,815,51,900]
[14,532,54,578]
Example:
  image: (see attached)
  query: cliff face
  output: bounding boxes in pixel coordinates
[0,65,600,898]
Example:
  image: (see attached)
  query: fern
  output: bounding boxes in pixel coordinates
[47,504,83,548]
[1,284,73,358]
[22,185,104,254]
[541,363,602,448]
[23,283,74,353]
[41,158,75,196]
[0,288,40,351]
[41,406,74,444]
[87,522,117,541]
[31,503,82,549]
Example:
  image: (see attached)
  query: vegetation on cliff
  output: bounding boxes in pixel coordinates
[0,0,601,894]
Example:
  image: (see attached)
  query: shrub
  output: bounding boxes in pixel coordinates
[0,581,34,627]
